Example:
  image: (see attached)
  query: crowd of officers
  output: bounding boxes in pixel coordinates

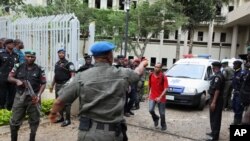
[1,37,250,141]
[0,38,146,141]
[206,49,250,141]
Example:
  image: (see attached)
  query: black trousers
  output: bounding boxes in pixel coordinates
[0,81,16,110]
[209,96,223,139]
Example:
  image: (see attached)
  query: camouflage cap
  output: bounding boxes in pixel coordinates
[24,50,36,56]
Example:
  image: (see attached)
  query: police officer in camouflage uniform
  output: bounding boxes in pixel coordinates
[206,61,225,141]
[231,60,245,125]
[0,39,19,110]
[49,41,148,141]
[50,48,75,127]
[221,61,234,110]
[8,50,46,141]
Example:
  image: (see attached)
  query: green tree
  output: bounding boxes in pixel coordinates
[0,0,24,15]
[175,0,215,54]
[107,0,186,57]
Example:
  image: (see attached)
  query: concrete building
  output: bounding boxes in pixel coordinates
[84,0,250,68]
[19,0,250,68]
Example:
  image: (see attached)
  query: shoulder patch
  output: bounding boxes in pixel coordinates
[214,77,219,83]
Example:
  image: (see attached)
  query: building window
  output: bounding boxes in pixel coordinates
[188,32,191,40]
[197,31,203,41]
[119,0,124,10]
[228,6,234,12]
[212,32,215,42]
[107,0,113,9]
[220,33,226,42]
[83,0,88,4]
[132,1,137,8]
[95,0,101,8]
[164,30,169,39]
[173,59,176,64]
[150,57,156,67]
[47,0,53,5]
[128,56,134,60]
[216,5,221,15]
[152,33,158,39]
[162,58,167,67]
[175,30,178,40]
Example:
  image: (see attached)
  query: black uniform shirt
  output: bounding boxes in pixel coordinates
[9,63,47,93]
[0,49,19,81]
[208,71,225,97]
[54,59,75,84]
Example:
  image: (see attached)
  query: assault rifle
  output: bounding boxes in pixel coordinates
[21,80,40,109]
[23,80,36,98]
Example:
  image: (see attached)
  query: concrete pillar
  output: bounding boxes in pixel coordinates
[158,30,164,63]
[89,0,95,8]
[101,0,107,9]
[183,31,188,55]
[244,26,250,53]
[88,22,95,55]
[208,20,214,56]
[231,25,238,58]
[113,0,119,10]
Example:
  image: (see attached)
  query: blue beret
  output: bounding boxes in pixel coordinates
[90,41,115,56]
[57,48,65,53]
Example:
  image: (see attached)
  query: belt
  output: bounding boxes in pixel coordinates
[79,117,118,132]
[96,122,116,131]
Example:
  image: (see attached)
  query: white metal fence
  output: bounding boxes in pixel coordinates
[0,14,80,82]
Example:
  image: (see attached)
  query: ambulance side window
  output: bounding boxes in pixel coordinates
[205,66,212,80]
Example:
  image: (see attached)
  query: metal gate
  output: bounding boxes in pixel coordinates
[0,14,80,82]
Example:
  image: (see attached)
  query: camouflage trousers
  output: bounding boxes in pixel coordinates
[10,92,40,134]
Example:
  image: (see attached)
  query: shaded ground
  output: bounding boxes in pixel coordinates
[0,100,233,141]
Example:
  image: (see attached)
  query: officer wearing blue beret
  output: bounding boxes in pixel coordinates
[50,48,75,127]
[49,41,148,141]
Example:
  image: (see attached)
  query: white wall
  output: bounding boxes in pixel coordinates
[23,0,47,6]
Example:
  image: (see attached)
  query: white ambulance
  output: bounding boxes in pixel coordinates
[165,55,217,110]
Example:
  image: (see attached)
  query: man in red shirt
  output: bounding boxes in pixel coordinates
[148,63,169,130]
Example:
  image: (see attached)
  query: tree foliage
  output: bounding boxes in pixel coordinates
[108,0,186,57]
[0,0,24,15]
[175,0,231,54]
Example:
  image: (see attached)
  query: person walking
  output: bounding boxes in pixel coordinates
[50,48,75,127]
[0,39,19,110]
[8,50,46,141]
[49,41,148,141]
[206,61,225,141]
[231,60,245,125]
[148,63,169,131]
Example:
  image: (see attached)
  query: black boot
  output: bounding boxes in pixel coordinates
[10,125,19,141]
[29,133,36,141]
